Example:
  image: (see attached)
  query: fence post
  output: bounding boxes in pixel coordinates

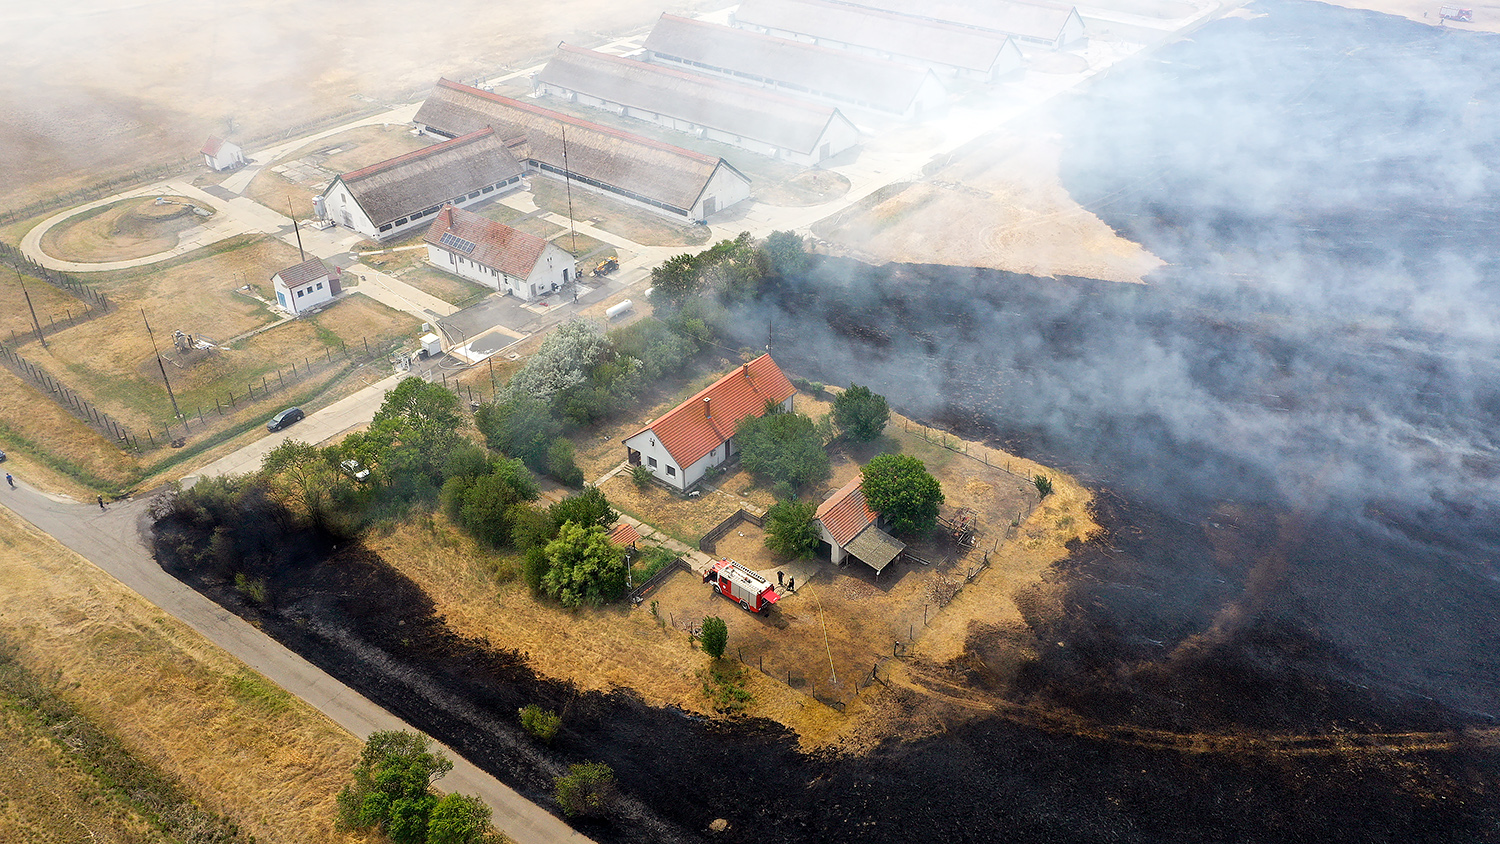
[147,431,154,447]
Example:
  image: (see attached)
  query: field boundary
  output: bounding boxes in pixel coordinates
[699,508,764,555]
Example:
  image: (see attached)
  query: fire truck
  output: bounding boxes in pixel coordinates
[1440,5,1473,20]
[704,559,780,614]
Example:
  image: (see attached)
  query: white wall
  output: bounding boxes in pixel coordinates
[691,163,752,220]
[272,274,334,315]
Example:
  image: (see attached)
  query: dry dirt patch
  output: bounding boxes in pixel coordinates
[814,128,1163,283]
[246,124,435,216]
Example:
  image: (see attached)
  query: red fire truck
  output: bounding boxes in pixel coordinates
[1440,5,1473,20]
[704,559,780,614]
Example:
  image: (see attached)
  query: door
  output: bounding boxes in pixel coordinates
[703,197,717,217]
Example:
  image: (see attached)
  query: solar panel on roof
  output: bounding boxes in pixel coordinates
[439,232,477,254]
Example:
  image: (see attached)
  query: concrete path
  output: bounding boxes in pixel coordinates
[0,482,591,844]
[346,265,459,321]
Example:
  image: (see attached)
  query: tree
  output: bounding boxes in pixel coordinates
[440,457,538,547]
[734,408,830,491]
[518,704,561,744]
[861,453,944,536]
[763,499,819,558]
[832,383,890,442]
[540,521,626,607]
[547,486,616,534]
[648,253,700,307]
[260,440,339,525]
[336,731,453,837]
[476,393,561,473]
[759,230,808,279]
[546,437,584,487]
[372,377,464,474]
[554,762,617,818]
[700,616,728,659]
[427,794,494,844]
[503,319,611,407]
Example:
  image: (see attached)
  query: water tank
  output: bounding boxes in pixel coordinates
[605,300,634,320]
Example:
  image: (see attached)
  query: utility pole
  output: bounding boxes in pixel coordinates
[767,316,773,354]
[142,310,181,418]
[560,123,578,257]
[287,199,305,261]
[18,269,45,349]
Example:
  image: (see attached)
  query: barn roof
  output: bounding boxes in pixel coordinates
[627,354,796,469]
[423,205,552,278]
[643,14,940,113]
[274,257,331,287]
[839,0,1080,44]
[201,136,227,156]
[732,0,1017,74]
[413,79,742,213]
[333,128,524,228]
[538,44,851,155]
[815,474,878,547]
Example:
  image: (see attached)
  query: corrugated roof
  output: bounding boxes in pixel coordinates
[413,79,739,213]
[274,257,330,287]
[335,128,524,228]
[539,44,848,155]
[835,0,1079,43]
[815,474,878,547]
[733,0,1017,74]
[423,205,550,278]
[644,14,939,114]
[844,524,904,572]
[628,354,796,469]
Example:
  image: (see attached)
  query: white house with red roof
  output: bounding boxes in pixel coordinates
[272,257,340,315]
[814,474,905,574]
[623,354,796,491]
[201,137,246,171]
[423,205,573,300]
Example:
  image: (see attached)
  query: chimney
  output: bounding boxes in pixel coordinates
[704,396,712,418]
[742,363,750,379]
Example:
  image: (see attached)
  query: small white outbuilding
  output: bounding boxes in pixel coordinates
[201,137,246,171]
[272,258,340,315]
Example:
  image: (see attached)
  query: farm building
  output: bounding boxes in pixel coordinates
[731,0,1022,82]
[422,205,573,301]
[201,136,246,171]
[623,354,796,491]
[272,257,340,315]
[841,0,1086,49]
[814,475,906,575]
[536,45,860,166]
[642,14,947,119]
[413,79,750,222]
[315,128,524,242]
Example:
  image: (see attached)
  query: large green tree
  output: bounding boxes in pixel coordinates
[734,407,830,492]
[440,457,538,547]
[700,616,728,660]
[763,499,819,558]
[540,521,626,607]
[426,794,495,844]
[861,453,944,536]
[336,731,454,842]
[832,383,890,442]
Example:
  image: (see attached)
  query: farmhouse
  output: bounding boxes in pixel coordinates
[642,14,947,119]
[839,0,1086,49]
[814,475,906,575]
[731,0,1022,82]
[536,45,860,166]
[413,79,750,222]
[422,205,573,301]
[272,257,340,315]
[623,355,796,491]
[201,137,246,171]
[315,128,524,242]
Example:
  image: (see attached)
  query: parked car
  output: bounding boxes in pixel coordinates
[340,459,370,482]
[266,406,304,432]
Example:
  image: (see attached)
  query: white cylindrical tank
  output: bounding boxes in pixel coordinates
[605,300,634,320]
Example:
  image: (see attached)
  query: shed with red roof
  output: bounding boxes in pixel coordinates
[623,354,796,491]
[201,136,246,171]
[423,205,573,300]
[813,474,905,574]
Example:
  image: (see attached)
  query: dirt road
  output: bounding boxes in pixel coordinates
[0,481,591,844]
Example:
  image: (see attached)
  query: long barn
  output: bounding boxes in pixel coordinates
[536,44,860,166]
[832,0,1086,49]
[413,79,750,222]
[642,14,947,120]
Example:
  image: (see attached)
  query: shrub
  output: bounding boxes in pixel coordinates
[763,500,818,558]
[631,464,653,488]
[1034,474,1054,499]
[700,615,728,659]
[555,762,617,818]
[518,704,561,744]
[547,438,584,487]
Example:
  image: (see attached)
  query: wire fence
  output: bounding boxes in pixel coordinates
[0,241,112,323]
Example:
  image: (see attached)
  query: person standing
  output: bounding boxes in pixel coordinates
[97,494,106,511]
[5,473,13,489]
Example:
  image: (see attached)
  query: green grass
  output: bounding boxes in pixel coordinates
[224,669,293,715]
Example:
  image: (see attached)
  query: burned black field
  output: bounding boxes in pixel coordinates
[153,2,1500,842]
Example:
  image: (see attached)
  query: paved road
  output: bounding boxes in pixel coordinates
[0,479,591,844]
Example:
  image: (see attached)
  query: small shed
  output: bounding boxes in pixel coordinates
[814,475,905,575]
[201,137,246,171]
[272,258,339,315]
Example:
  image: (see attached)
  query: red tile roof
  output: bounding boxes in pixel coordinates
[815,474,878,547]
[423,205,551,278]
[628,354,796,469]
[201,136,225,156]
[608,523,642,547]
[274,257,331,288]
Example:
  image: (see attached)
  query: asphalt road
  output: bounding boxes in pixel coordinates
[0,478,591,844]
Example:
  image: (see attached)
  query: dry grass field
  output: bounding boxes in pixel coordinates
[245,124,435,217]
[531,178,712,248]
[0,270,79,341]
[0,507,365,844]
[40,195,216,263]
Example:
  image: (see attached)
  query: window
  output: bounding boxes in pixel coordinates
[296,289,304,298]
[647,457,657,469]
[482,185,494,194]
[316,282,324,290]
[666,465,676,477]
[395,217,408,226]
[379,223,393,232]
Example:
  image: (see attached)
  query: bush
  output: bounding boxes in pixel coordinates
[631,464,653,488]
[832,383,890,441]
[547,438,584,487]
[518,704,561,744]
[1034,474,1054,499]
[700,616,728,659]
[540,522,627,607]
[555,762,617,818]
[763,500,818,558]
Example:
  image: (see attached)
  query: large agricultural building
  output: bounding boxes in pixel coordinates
[423,205,574,301]
[642,14,947,120]
[316,128,524,242]
[730,0,1023,82]
[536,44,860,166]
[413,79,750,222]
[838,0,1086,49]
